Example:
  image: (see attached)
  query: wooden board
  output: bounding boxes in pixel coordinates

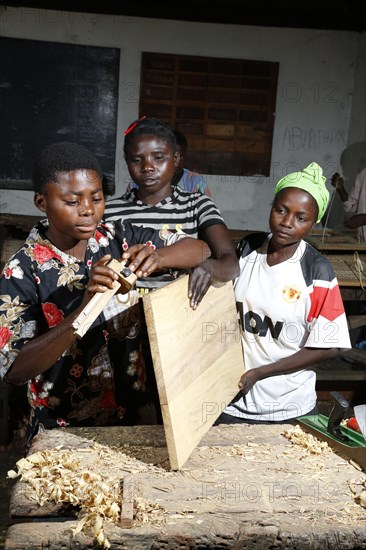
[142,276,244,470]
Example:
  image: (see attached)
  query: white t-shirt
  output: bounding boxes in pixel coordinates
[224,233,351,422]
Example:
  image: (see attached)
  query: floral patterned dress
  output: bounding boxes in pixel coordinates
[0,218,180,445]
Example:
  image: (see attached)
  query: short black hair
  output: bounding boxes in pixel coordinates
[123,117,176,159]
[173,130,188,152]
[32,141,103,194]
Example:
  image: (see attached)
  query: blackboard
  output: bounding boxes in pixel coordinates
[0,37,120,191]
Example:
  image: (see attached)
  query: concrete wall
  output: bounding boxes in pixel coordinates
[0,6,362,231]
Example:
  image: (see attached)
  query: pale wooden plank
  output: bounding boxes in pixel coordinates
[142,275,245,470]
[120,475,135,528]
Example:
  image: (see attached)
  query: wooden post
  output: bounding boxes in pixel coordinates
[120,474,135,528]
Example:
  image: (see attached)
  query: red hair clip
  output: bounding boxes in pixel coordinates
[124,115,146,136]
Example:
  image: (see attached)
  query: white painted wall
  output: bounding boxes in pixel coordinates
[0,6,362,231]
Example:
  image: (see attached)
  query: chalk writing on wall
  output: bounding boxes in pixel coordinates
[283,127,346,151]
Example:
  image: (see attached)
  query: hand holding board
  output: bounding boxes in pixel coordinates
[72,258,137,339]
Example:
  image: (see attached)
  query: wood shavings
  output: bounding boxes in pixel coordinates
[134,497,166,526]
[8,449,120,547]
[349,459,364,471]
[349,476,366,508]
[7,447,167,547]
[282,425,331,455]
[222,443,275,463]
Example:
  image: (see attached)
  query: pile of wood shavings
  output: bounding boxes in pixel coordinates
[349,477,366,508]
[282,425,331,456]
[7,446,167,548]
[134,496,166,525]
[223,442,274,462]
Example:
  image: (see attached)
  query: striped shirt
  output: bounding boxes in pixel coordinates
[125,167,211,197]
[104,187,226,237]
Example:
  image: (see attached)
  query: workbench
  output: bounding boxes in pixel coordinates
[228,228,366,253]
[321,253,366,301]
[304,229,366,300]
[5,424,366,549]
[305,228,366,253]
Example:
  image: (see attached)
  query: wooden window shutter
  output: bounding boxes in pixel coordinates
[139,52,279,177]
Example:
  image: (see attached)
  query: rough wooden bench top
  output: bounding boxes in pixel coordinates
[5,424,366,549]
[311,350,366,382]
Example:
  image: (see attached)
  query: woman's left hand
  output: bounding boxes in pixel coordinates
[122,244,160,277]
[188,265,213,309]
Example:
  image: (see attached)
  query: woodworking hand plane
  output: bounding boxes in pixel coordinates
[112,259,138,294]
[72,258,137,339]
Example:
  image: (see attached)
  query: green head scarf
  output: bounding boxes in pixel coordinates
[274,162,329,223]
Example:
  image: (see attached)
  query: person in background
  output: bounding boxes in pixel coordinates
[170,130,211,196]
[331,168,366,242]
[104,118,239,422]
[105,117,239,300]
[216,162,351,425]
[331,168,366,351]
[122,126,211,199]
[0,141,210,447]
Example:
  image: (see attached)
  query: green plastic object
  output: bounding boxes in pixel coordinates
[297,414,366,448]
